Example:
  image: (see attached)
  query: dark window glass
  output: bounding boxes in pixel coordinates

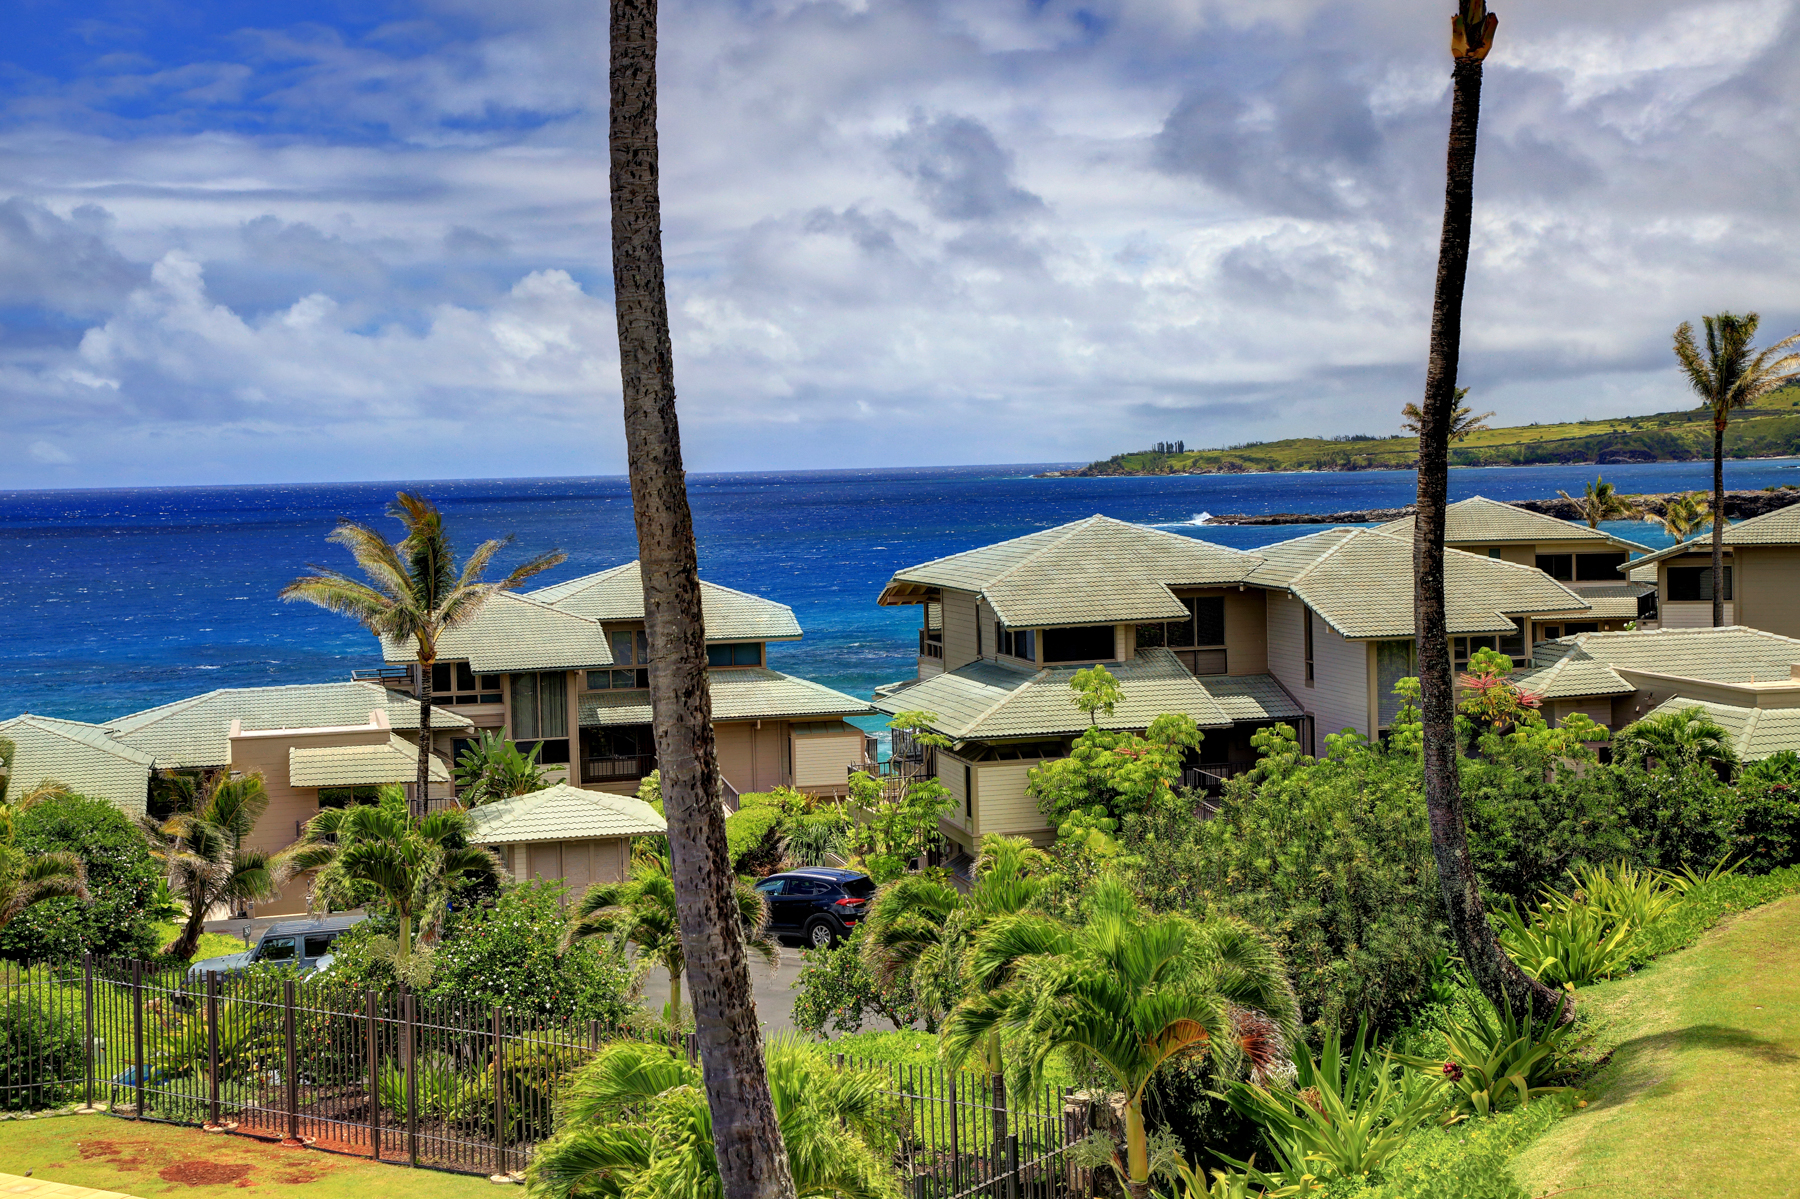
[1134,622,1165,649]
[1564,622,1600,634]
[1167,609,1195,647]
[319,785,380,808]
[707,644,731,667]
[1488,548,1502,559]
[734,643,761,666]
[612,631,635,664]
[1042,625,1115,662]
[304,935,335,958]
[1575,552,1628,581]
[790,879,828,897]
[755,879,786,896]
[635,669,650,689]
[637,631,648,662]
[257,937,296,962]
[480,692,503,704]
[1539,625,1562,640]
[1669,565,1732,602]
[1536,554,1573,581]
[1499,618,1526,659]
[1192,597,1225,646]
[843,877,876,898]
[456,662,477,691]
[431,663,454,692]
[587,670,608,690]
[1303,609,1315,684]
[519,738,571,764]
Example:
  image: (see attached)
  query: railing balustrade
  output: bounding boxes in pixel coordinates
[579,754,656,785]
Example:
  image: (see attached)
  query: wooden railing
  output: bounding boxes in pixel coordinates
[919,630,944,659]
[581,754,656,784]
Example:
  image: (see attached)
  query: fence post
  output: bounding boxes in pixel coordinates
[491,1008,506,1176]
[283,980,300,1144]
[366,991,380,1162]
[81,954,93,1111]
[990,1072,1007,1199]
[206,972,220,1127]
[131,960,144,1120]
[404,992,418,1167]
[948,1075,959,1197]
[1005,1135,1019,1199]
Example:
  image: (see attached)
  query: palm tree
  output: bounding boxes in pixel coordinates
[528,1038,899,1199]
[565,850,779,1031]
[1557,475,1637,529]
[1647,491,1713,543]
[281,493,564,808]
[943,880,1296,1199]
[1401,387,1493,442]
[1615,706,1737,773]
[139,772,292,961]
[287,802,500,985]
[1673,313,1800,625]
[1409,1,1562,1023]
[608,1,791,1192]
[860,834,1048,1043]
[0,782,86,931]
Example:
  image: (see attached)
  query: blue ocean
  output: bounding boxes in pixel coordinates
[5,458,1799,726]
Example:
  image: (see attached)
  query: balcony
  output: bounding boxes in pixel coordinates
[351,665,416,690]
[581,754,657,785]
[918,630,943,660]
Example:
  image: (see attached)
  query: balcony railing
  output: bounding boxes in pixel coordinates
[918,630,943,659]
[1181,761,1252,793]
[351,665,416,687]
[581,754,657,784]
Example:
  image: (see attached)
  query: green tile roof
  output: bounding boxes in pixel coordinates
[0,715,154,815]
[580,669,873,727]
[288,735,450,788]
[1538,585,1651,620]
[382,592,617,673]
[1201,674,1307,723]
[1261,528,1587,639]
[1521,625,1800,700]
[531,562,803,642]
[1641,698,1800,762]
[881,515,1262,628]
[107,683,472,769]
[1514,646,1634,701]
[1379,496,1650,550]
[467,782,667,844]
[873,648,1235,740]
[1624,499,1800,569]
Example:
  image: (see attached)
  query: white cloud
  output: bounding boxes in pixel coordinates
[28,441,73,464]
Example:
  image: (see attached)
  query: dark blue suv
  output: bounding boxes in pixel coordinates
[753,868,876,948]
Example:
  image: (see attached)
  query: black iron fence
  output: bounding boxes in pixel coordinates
[0,957,1083,1194]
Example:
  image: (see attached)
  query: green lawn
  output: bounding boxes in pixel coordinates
[0,1115,497,1199]
[1512,893,1800,1196]
[150,923,248,964]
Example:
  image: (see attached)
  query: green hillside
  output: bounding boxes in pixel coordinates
[1059,389,1800,476]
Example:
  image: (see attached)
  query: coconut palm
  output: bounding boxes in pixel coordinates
[138,772,292,961]
[565,850,778,1030]
[287,801,500,985]
[1407,1,1562,1022]
[943,880,1296,1199]
[280,493,564,808]
[527,1037,898,1199]
[1673,313,1800,626]
[1401,387,1493,442]
[1615,707,1737,773]
[1647,491,1713,543]
[860,834,1049,1042]
[607,1,790,1191]
[1557,476,1637,529]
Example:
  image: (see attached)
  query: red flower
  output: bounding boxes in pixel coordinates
[1442,1060,1464,1082]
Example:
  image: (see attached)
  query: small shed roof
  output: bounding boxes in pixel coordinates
[1624,500,1800,570]
[382,592,617,673]
[288,736,450,788]
[0,715,154,815]
[581,668,872,726]
[531,563,803,642]
[1641,698,1800,762]
[466,783,667,844]
[1379,496,1650,550]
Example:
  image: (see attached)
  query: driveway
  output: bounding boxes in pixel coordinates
[636,937,910,1037]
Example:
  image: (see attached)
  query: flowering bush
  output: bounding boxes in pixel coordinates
[429,879,636,1023]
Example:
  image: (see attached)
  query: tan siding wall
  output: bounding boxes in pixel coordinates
[1554,699,1613,728]
[1224,589,1268,675]
[976,598,997,659]
[1265,592,1307,698]
[1661,601,1731,628]
[792,729,864,792]
[1736,548,1800,639]
[938,751,973,840]
[1311,618,1372,742]
[752,720,790,791]
[942,589,981,670]
[975,760,1052,840]
[1499,545,1536,567]
[716,722,754,793]
[515,839,634,890]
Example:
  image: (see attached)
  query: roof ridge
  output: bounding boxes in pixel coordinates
[979,517,1098,591]
[894,517,1093,579]
[533,561,636,601]
[1284,526,1367,588]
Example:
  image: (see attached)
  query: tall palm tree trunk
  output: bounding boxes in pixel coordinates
[1413,19,1565,1023]
[606,4,795,1198]
[416,652,435,814]
[1712,423,1726,627]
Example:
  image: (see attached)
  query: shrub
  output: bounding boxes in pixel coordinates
[791,925,925,1037]
[1731,752,1800,872]
[1400,991,1583,1120]
[0,974,84,1109]
[725,803,785,874]
[0,792,160,964]
[379,1052,474,1122]
[1326,1100,1560,1199]
[783,808,851,867]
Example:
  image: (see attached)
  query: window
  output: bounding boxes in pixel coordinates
[587,668,649,690]
[516,737,571,764]
[511,672,567,739]
[1452,635,1498,670]
[1538,625,1562,641]
[1042,625,1115,663]
[1498,617,1526,662]
[609,629,650,665]
[964,764,972,820]
[1536,553,1573,581]
[706,643,762,667]
[997,627,1036,661]
[1575,552,1628,581]
[1303,609,1315,686]
[1375,639,1416,728]
[1563,622,1600,635]
[843,877,876,898]
[754,878,786,896]
[303,935,335,958]
[1668,565,1732,602]
[318,785,381,808]
[431,662,501,705]
[256,937,296,963]
[1134,597,1223,652]
[1488,547,1502,559]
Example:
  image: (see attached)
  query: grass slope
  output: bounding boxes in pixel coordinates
[0,1116,494,1199]
[1081,389,1800,475]
[150,923,247,964]
[1511,893,1800,1196]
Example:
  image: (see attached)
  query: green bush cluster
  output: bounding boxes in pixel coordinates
[725,793,788,873]
[1323,1101,1559,1199]
[0,793,160,964]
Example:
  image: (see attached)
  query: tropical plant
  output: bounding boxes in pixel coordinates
[1647,490,1714,542]
[1402,991,1581,1119]
[606,0,789,1186]
[1673,312,1800,625]
[1028,713,1200,856]
[844,770,953,884]
[1401,387,1493,442]
[1457,648,1543,743]
[1407,0,1562,1024]
[0,785,87,938]
[526,1037,899,1199]
[944,879,1297,1199]
[1554,861,1685,931]
[1222,1025,1445,1183]
[281,491,564,803]
[564,849,778,1030]
[454,732,550,806]
[288,802,500,985]
[791,925,927,1038]
[1614,706,1737,772]
[782,807,851,868]
[859,835,1049,1048]
[1557,475,1637,528]
[1494,899,1634,987]
[138,772,291,961]
[1157,1157,1320,1199]
[0,792,147,962]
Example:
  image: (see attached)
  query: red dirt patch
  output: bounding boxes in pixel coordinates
[158,1161,253,1186]
[276,1173,322,1185]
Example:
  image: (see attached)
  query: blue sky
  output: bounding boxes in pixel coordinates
[5,0,1800,488]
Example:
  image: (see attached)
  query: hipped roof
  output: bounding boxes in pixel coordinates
[531,562,803,643]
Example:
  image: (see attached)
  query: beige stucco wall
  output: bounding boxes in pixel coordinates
[1224,588,1268,675]
[792,726,864,794]
[1266,591,1307,699]
[1735,547,1800,639]
[515,837,632,896]
[938,750,974,843]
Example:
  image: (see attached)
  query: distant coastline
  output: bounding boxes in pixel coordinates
[1195,487,1800,527]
